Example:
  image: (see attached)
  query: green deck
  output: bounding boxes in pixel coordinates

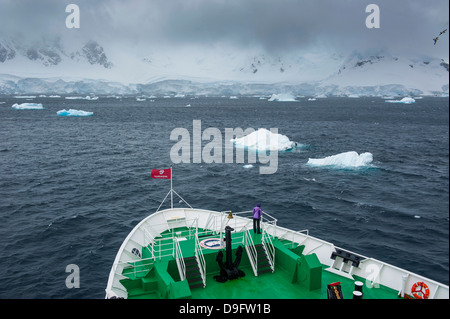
[119,227,399,299]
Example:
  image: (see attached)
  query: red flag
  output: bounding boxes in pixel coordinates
[151,168,171,179]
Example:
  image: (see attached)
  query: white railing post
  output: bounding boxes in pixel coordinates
[174,238,186,281]
[244,228,258,276]
[195,233,207,287]
[261,230,275,273]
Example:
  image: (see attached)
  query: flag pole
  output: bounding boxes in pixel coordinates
[170,166,173,209]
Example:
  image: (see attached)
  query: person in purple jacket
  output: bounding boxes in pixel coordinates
[252,203,262,234]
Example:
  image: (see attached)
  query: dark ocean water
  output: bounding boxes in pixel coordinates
[0,95,448,298]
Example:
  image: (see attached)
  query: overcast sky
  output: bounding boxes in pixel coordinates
[1,0,448,59]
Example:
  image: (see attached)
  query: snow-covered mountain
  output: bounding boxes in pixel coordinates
[0,36,448,97]
[319,51,449,96]
[0,37,112,69]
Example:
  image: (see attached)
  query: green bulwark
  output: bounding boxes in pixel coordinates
[273,240,322,291]
[297,254,323,291]
[119,227,399,299]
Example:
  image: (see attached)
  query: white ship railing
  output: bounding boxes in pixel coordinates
[275,228,310,249]
[149,237,176,260]
[261,228,275,272]
[244,228,258,276]
[218,210,277,238]
[188,218,199,239]
[115,257,155,278]
[174,238,186,281]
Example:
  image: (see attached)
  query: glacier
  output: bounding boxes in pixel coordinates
[11,103,44,110]
[0,41,448,97]
[385,97,416,104]
[230,128,296,151]
[307,151,373,168]
[57,109,93,117]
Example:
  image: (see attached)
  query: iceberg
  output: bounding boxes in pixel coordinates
[230,128,296,151]
[57,109,93,117]
[307,151,373,168]
[12,103,44,110]
[268,93,297,102]
[385,97,415,104]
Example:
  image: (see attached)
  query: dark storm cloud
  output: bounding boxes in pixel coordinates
[151,0,364,50]
[149,0,449,56]
[0,0,448,57]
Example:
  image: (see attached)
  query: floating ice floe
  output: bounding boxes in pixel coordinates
[65,96,99,100]
[57,109,93,117]
[14,95,36,99]
[385,97,415,104]
[268,93,297,102]
[307,151,373,168]
[12,103,44,110]
[230,128,296,151]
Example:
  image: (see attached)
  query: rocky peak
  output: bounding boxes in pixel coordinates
[75,40,113,69]
[0,41,16,62]
[0,36,113,69]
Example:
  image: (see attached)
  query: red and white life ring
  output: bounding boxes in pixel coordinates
[411,282,430,299]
